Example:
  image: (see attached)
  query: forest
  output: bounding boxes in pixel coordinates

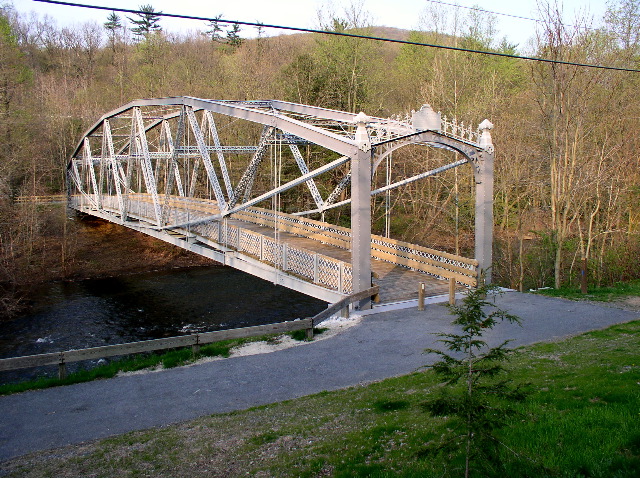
[0,0,639,316]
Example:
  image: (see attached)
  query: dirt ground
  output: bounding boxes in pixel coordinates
[611,296,640,312]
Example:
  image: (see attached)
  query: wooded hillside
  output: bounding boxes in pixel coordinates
[1,1,638,311]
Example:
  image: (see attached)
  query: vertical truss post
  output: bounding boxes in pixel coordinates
[475,120,494,284]
[83,138,101,208]
[133,107,163,226]
[351,113,372,309]
[185,106,228,211]
[103,119,125,217]
[203,110,234,203]
[289,144,324,209]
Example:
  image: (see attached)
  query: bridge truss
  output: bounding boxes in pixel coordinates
[67,97,494,306]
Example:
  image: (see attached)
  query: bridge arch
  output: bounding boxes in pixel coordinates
[67,98,494,306]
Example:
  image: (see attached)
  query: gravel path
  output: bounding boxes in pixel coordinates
[0,291,637,462]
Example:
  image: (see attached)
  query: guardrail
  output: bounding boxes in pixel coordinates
[233,205,477,287]
[15,194,67,204]
[0,286,379,380]
[72,194,355,294]
[70,193,477,288]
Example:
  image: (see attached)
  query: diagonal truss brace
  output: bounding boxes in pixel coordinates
[228,126,274,209]
[102,119,125,216]
[289,144,324,209]
[83,138,101,208]
[161,114,186,225]
[203,110,234,203]
[133,107,163,226]
[325,171,351,207]
[185,106,228,211]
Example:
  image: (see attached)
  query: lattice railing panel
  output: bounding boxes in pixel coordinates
[287,247,315,281]
[262,237,284,269]
[317,256,341,291]
[239,230,261,258]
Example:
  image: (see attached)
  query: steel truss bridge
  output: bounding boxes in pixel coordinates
[67,97,494,308]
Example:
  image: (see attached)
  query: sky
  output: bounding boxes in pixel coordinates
[10,0,609,50]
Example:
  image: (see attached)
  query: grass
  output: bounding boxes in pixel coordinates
[1,320,638,477]
[0,328,327,396]
[534,279,640,301]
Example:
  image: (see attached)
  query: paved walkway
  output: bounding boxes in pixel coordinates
[0,292,637,462]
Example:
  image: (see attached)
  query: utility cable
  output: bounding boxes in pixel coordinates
[422,0,593,30]
[34,0,640,73]
[423,0,543,24]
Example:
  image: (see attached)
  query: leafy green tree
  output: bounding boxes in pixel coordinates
[422,285,527,477]
[128,4,162,40]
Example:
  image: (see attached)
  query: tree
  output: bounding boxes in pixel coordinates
[104,11,123,51]
[204,16,224,43]
[226,23,242,47]
[128,4,161,40]
[422,285,527,477]
[203,18,243,48]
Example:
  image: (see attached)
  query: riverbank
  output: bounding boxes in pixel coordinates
[1,205,213,320]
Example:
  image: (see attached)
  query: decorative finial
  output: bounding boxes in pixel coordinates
[478,119,494,152]
[353,112,371,152]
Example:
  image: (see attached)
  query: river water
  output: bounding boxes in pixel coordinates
[0,265,326,384]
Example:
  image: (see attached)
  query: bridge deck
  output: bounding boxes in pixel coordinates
[72,195,470,304]
[221,212,457,304]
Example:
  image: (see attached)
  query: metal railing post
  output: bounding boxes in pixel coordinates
[313,253,319,283]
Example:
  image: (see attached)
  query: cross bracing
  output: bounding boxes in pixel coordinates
[68,97,495,305]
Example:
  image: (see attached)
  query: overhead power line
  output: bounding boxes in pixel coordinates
[422,0,594,31]
[34,0,640,73]
[423,0,542,24]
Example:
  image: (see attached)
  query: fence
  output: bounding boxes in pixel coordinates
[71,194,354,294]
[0,286,379,380]
[70,193,478,289]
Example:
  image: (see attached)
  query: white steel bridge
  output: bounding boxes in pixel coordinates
[67,97,495,307]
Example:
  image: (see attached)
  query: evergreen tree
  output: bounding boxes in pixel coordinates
[226,23,243,47]
[128,4,162,40]
[104,11,123,50]
[204,15,224,43]
[422,285,528,477]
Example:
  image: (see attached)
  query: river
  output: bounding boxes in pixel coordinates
[0,265,326,384]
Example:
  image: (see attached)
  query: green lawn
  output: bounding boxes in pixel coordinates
[2,321,638,477]
[534,279,640,302]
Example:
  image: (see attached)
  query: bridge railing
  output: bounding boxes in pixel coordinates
[190,220,353,294]
[73,195,354,294]
[233,206,478,287]
[15,194,67,204]
[70,194,476,289]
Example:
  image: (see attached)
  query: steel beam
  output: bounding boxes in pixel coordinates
[133,107,162,226]
[289,144,323,209]
[83,138,101,208]
[103,120,125,216]
[203,110,234,202]
[185,106,228,211]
